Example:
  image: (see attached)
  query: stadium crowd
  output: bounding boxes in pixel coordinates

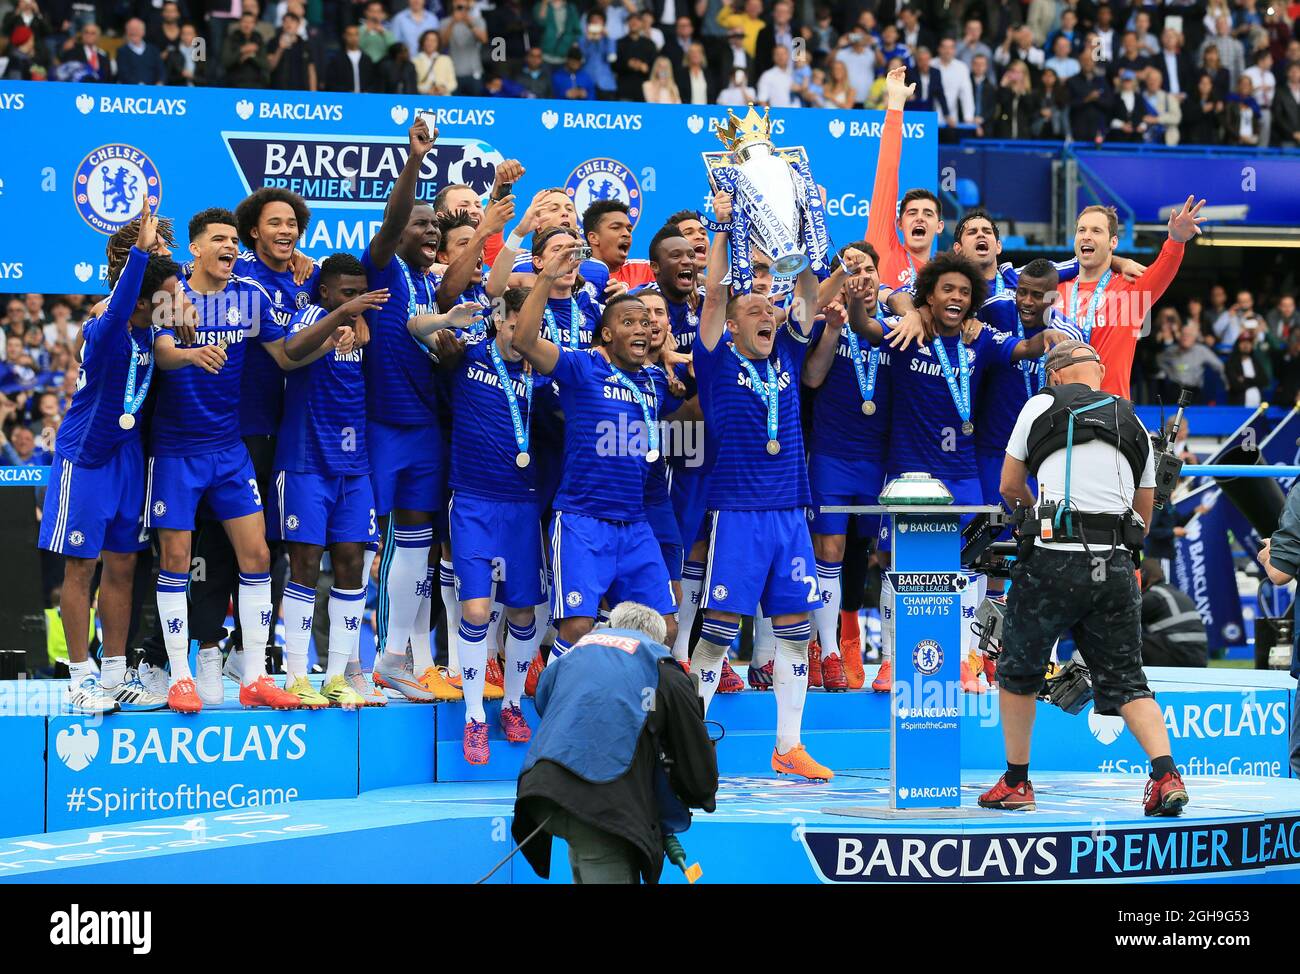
[2,0,1300,146]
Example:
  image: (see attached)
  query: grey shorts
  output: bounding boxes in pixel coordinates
[996,546,1153,716]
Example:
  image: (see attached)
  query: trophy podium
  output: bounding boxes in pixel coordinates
[824,474,1001,818]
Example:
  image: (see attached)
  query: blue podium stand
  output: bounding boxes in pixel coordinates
[824,500,1000,817]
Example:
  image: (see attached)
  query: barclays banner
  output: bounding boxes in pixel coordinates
[0,82,937,294]
[46,709,360,830]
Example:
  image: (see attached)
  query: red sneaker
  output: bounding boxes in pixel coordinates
[821,652,848,691]
[239,675,302,710]
[486,656,504,688]
[718,658,745,693]
[960,658,986,694]
[1143,771,1189,817]
[983,653,998,685]
[978,775,1036,811]
[808,640,823,688]
[167,677,202,714]
[841,610,865,690]
[678,659,691,675]
[463,719,490,765]
[498,704,531,743]
[524,649,545,698]
[747,659,773,689]
[871,659,893,692]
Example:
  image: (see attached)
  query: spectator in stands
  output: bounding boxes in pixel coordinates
[0,425,49,466]
[392,0,437,58]
[1,335,37,395]
[660,15,695,70]
[823,56,858,110]
[1046,9,1082,57]
[1142,66,1183,144]
[898,5,935,55]
[1068,45,1112,142]
[1035,66,1070,138]
[1226,73,1265,144]
[1158,319,1226,403]
[754,0,800,76]
[756,42,794,107]
[1092,4,1119,64]
[378,39,417,93]
[1275,60,1300,147]
[482,64,531,97]
[878,23,911,67]
[1182,72,1227,143]
[222,11,270,88]
[906,46,948,117]
[995,23,1044,76]
[1199,41,1232,99]
[676,42,716,105]
[1272,327,1300,405]
[552,44,595,100]
[1113,30,1153,78]
[615,10,656,101]
[1243,50,1278,144]
[716,0,766,59]
[796,57,825,108]
[267,11,316,90]
[969,53,997,127]
[60,21,110,82]
[2,0,48,47]
[834,26,876,107]
[717,64,756,106]
[1268,294,1300,341]
[1025,0,1054,47]
[413,28,455,95]
[164,21,208,86]
[325,23,379,92]
[1157,27,1195,100]
[5,23,47,79]
[1133,11,1160,56]
[1200,15,1245,85]
[1214,289,1263,346]
[1226,329,1272,406]
[1108,69,1151,141]
[1139,562,1209,668]
[1045,34,1080,80]
[514,44,551,98]
[441,0,487,95]
[580,11,618,99]
[935,37,975,126]
[537,0,581,66]
[958,18,994,69]
[242,0,277,46]
[485,0,533,63]
[150,2,184,53]
[993,58,1038,137]
[358,1,396,63]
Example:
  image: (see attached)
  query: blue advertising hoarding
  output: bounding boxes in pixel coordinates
[45,708,360,831]
[0,82,937,293]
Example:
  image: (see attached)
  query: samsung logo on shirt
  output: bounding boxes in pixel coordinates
[467,363,527,398]
[837,342,890,364]
[187,329,246,347]
[736,364,793,392]
[602,384,656,407]
[334,348,363,363]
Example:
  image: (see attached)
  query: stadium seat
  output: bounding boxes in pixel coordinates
[955,178,981,208]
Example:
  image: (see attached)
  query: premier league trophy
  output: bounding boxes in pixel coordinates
[703,104,833,293]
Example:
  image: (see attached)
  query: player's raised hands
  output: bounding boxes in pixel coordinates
[290,250,316,286]
[492,159,525,197]
[541,243,583,281]
[1167,195,1207,243]
[343,288,390,319]
[886,308,929,350]
[712,190,733,224]
[885,66,914,111]
[823,300,847,331]
[137,196,159,254]
[446,302,486,330]
[410,114,437,157]
[483,194,516,235]
[333,325,356,357]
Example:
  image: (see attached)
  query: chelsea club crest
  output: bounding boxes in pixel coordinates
[912,639,943,676]
[74,144,162,235]
[565,158,642,229]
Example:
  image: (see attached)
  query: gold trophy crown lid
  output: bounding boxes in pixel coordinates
[715,103,773,153]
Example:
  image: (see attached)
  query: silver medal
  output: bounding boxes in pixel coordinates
[516,452,531,468]
[645,449,660,464]
[119,413,136,430]
[961,421,975,436]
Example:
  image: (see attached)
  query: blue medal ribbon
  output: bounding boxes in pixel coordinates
[1069,268,1112,343]
[930,335,972,431]
[121,330,154,426]
[1015,320,1046,399]
[843,327,879,412]
[486,338,532,464]
[729,343,780,449]
[607,363,661,462]
[543,297,584,349]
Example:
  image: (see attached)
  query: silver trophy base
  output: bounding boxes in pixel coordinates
[772,252,809,276]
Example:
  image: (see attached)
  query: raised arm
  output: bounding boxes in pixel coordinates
[1010,327,1071,362]
[864,68,913,246]
[368,117,436,269]
[409,302,485,341]
[153,333,227,373]
[512,249,580,374]
[487,192,541,298]
[698,190,733,352]
[436,195,514,311]
[802,302,846,389]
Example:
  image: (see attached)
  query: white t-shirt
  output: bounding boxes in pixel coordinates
[1006,390,1155,551]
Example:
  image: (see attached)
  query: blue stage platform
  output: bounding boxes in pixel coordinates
[1,771,1297,884]
[0,665,1294,882]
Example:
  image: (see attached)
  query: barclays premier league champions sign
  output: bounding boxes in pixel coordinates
[0,83,935,292]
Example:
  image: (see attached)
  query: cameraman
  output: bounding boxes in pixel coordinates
[1254,487,1300,777]
[512,602,719,884]
[979,340,1190,817]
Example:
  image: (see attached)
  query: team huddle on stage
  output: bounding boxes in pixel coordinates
[46,69,1206,779]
